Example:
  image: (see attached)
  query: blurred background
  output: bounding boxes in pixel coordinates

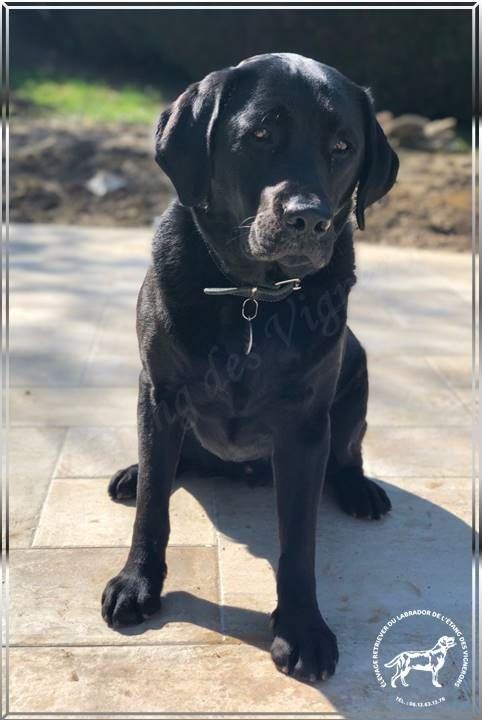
[11,8,472,250]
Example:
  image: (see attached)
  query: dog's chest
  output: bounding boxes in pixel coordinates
[184,352,270,460]
[188,336,296,416]
[181,302,340,461]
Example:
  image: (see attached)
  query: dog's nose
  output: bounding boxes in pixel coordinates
[283,199,332,234]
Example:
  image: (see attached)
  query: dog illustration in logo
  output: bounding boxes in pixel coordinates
[385,636,456,688]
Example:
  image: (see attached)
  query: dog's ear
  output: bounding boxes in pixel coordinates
[355,89,399,230]
[155,69,233,208]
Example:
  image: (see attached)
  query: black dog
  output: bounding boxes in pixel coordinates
[101,53,398,683]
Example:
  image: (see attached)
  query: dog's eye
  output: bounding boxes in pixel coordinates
[253,127,271,142]
[332,139,350,154]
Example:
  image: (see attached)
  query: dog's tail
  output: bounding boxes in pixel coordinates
[384,653,403,668]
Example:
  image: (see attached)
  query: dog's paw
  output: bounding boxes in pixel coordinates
[108,464,138,501]
[270,606,339,683]
[334,470,391,520]
[101,566,163,628]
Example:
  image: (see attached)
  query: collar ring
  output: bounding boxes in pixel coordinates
[242,297,259,321]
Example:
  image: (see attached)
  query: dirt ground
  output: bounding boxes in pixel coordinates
[11,117,472,251]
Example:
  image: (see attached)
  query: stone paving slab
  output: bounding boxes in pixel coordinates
[454,388,476,411]
[425,354,473,392]
[355,242,473,296]
[9,426,67,549]
[11,386,138,426]
[81,295,140,386]
[7,643,471,716]
[7,224,475,717]
[363,426,472,477]
[54,426,137,477]
[214,478,472,643]
[10,546,221,646]
[10,291,106,386]
[366,354,470,426]
[10,224,147,388]
[349,317,471,361]
[33,476,216,547]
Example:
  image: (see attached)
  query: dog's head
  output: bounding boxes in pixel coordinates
[438,636,456,650]
[155,53,398,282]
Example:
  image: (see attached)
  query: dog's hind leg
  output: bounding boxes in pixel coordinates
[328,328,391,519]
[400,666,410,687]
[108,464,138,501]
[389,660,409,688]
[108,433,272,503]
[390,664,402,688]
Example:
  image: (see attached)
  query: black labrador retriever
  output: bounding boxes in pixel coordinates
[101,52,399,683]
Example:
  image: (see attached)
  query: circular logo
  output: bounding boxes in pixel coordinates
[372,609,469,709]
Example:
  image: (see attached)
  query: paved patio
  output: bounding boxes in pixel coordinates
[7,223,476,718]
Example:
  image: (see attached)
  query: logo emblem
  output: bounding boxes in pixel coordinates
[384,635,456,688]
[372,610,469,709]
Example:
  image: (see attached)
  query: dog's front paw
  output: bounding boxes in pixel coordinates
[334,470,391,519]
[108,464,138,501]
[270,606,339,683]
[101,565,164,628]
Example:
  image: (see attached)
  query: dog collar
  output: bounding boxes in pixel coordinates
[195,216,301,354]
[203,278,301,301]
[203,279,301,355]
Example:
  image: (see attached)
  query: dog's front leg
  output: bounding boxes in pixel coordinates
[101,372,184,627]
[270,412,338,682]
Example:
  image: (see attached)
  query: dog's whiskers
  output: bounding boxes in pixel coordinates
[238,215,256,230]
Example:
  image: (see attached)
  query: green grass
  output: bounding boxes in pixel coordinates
[13,72,164,123]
